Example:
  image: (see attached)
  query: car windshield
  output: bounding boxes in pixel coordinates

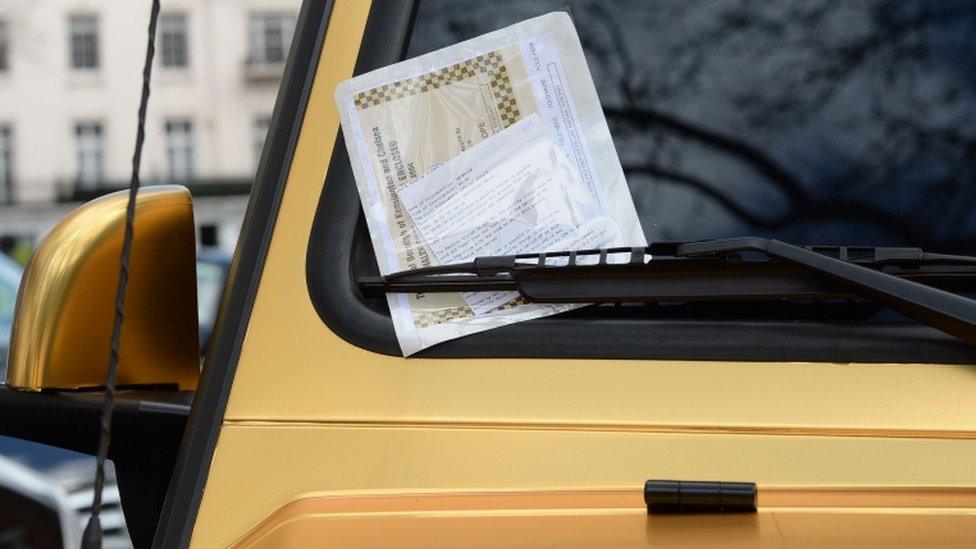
[408,0,976,254]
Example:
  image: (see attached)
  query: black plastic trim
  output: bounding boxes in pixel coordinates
[306,5,419,358]
[0,386,191,549]
[153,0,339,547]
[644,480,757,514]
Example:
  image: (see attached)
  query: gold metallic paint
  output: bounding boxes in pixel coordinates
[231,488,976,548]
[189,0,976,545]
[238,512,976,549]
[6,186,199,391]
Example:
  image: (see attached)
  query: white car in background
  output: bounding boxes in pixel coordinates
[0,451,131,548]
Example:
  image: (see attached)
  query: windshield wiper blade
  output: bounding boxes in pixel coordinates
[683,238,976,346]
[359,238,976,346]
[361,239,976,298]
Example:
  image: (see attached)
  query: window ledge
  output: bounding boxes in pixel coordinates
[156,68,193,86]
[243,61,285,83]
[65,70,103,88]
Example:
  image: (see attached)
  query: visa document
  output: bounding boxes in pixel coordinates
[335,12,645,355]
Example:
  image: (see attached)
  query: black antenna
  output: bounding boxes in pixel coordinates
[81,0,161,547]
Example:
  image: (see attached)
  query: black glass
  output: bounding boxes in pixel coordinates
[408,0,976,254]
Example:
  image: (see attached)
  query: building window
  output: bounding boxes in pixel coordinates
[0,20,9,73]
[159,14,188,69]
[0,126,12,204]
[248,12,295,67]
[166,119,195,182]
[252,115,271,168]
[75,122,104,188]
[69,15,99,70]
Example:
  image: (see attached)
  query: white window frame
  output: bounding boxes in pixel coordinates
[248,12,295,67]
[165,119,195,182]
[75,122,104,188]
[69,14,99,71]
[159,13,189,69]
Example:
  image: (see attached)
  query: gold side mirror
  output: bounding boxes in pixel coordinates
[6,186,200,391]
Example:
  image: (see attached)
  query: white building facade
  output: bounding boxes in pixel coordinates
[0,0,299,253]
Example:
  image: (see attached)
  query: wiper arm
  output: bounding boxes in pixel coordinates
[680,238,976,346]
[359,237,976,346]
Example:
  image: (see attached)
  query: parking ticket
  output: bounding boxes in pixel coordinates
[397,115,621,314]
[335,12,645,355]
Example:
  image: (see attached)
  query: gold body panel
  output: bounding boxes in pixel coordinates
[6,186,199,391]
[233,488,976,548]
[190,1,976,545]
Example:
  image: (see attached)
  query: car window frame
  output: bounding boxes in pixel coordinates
[154,0,367,545]
[304,4,974,365]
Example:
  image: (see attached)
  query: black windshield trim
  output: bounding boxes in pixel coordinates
[155,0,345,546]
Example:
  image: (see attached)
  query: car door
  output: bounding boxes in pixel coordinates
[156,1,976,547]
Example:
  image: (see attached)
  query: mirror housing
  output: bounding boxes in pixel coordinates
[6,186,200,391]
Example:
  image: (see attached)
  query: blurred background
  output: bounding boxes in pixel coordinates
[1,0,975,546]
[0,1,299,546]
[0,0,301,257]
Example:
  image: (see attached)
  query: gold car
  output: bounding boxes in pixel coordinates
[3,1,976,547]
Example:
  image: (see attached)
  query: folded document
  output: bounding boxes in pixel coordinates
[397,115,621,314]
